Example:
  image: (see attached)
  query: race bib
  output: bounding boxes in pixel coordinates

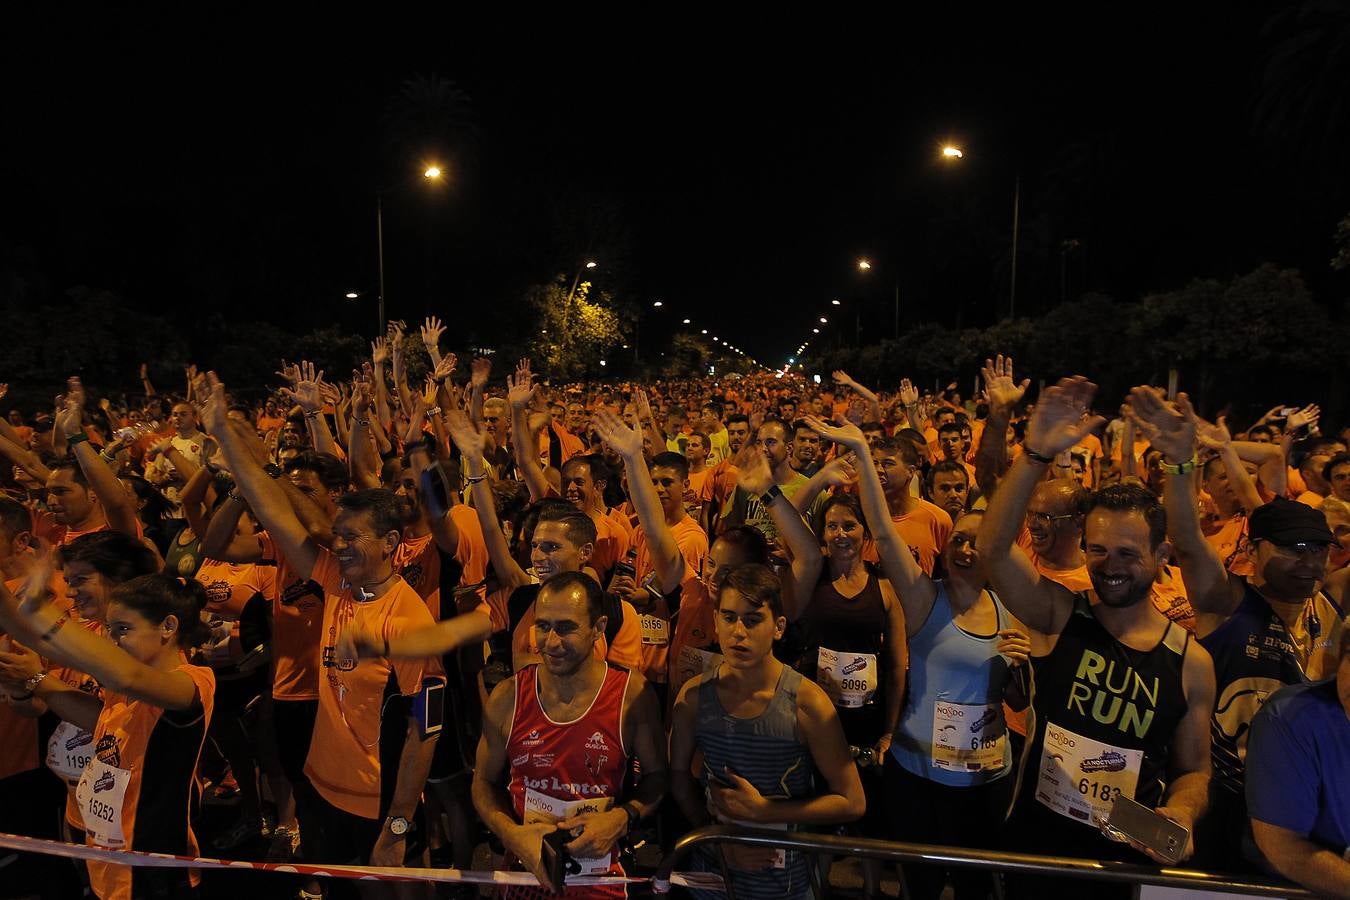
[675,645,722,690]
[931,702,1006,773]
[1035,721,1142,826]
[46,721,94,783]
[816,647,878,708]
[638,614,670,646]
[523,787,614,876]
[76,758,131,847]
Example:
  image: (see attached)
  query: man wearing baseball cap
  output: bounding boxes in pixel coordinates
[1127,386,1349,869]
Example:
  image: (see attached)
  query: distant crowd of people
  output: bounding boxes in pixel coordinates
[0,317,1347,900]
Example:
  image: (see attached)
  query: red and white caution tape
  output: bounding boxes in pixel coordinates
[0,832,723,891]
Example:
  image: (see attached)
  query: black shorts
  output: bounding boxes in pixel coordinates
[306,794,382,866]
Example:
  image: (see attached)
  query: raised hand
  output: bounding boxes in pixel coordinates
[351,376,372,417]
[898,378,919,408]
[199,375,229,436]
[470,357,491,390]
[819,453,859,489]
[138,363,148,380]
[592,408,643,460]
[444,409,486,460]
[55,394,83,439]
[280,360,325,413]
[734,443,775,496]
[1124,386,1197,465]
[982,354,1030,414]
[420,316,446,351]
[506,358,536,410]
[802,414,867,452]
[633,389,655,425]
[1023,376,1105,457]
[831,370,855,388]
[275,360,301,386]
[1284,403,1320,434]
[370,337,390,366]
[1194,414,1232,452]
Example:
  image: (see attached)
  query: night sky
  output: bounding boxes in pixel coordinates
[4,7,1348,371]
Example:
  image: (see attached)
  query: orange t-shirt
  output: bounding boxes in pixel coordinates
[1205,514,1254,577]
[304,550,442,819]
[863,500,953,576]
[195,559,276,670]
[666,573,721,712]
[1151,565,1195,633]
[259,532,324,701]
[45,618,105,830]
[589,510,632,586]
[84,662,215,900]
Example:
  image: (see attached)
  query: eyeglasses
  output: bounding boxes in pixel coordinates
[1025,511,1076,526]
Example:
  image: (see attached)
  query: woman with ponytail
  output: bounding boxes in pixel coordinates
[0,566,216,900]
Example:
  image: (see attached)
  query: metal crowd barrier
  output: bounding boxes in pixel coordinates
[653,825,1316,899]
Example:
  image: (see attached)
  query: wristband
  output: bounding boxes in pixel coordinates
[465,472,488,485]
[66,432,90,446]
[1157,455,1198,476]
[356,417,371,427]
[22,672,47,695]
[1022,447,1054,465]
[760,484,784,506]
[303,410,319,419]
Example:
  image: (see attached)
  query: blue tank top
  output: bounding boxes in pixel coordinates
[891,581,1014,786]
[691,665,814,900]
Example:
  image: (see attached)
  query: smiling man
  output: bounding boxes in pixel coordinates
[979,378,1214,897]
[472,572,667,896]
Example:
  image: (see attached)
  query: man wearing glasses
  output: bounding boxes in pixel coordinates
[1126,386,1349,870]
[1020,479,1091,593]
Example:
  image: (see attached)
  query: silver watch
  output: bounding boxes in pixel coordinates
[386,816,410,836]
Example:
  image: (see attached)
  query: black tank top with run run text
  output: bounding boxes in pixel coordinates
[1019,594,1189,840]
[798,571,889,746]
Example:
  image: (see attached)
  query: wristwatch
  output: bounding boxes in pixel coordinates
[1157,455,1198,476]
[264,463,283,479]
[386,816,411,836]
[759,484,784,506]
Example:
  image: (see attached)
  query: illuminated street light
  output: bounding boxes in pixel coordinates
[701,329,708,334]
[423,165,443,179]
[599,360,607,366]
[682,318,691,324]
[812,328,820,333]
[819,317,828,323]
[585,260,598,269]
[653,301,663,307]
[832,299,841,305]
[942,146,963,159]
[858,259,871,270]
[345,292,359,299]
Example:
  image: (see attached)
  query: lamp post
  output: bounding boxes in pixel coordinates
[374,165,444,333]
[941,145,1020,319]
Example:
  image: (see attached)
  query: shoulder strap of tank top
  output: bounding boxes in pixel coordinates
[1321,589,1345,618]
[1161,618,1188,657]
[1072,590,1094,618]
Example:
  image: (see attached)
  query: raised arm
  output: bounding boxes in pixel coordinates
[370,338,393,434]
[896,379,926,433]
[445,409,530,592]
[1126,387,1243,619]
[974,355,1028,499]
[832,370,882,423]
[420,316,446,369]
[347,377,382,490]
[507,360,551,502]
[56,385,139,539]
[804,415,936,628]
[593,406,685,596]
[1195,416,1267,513]
[204,378,318,579]
[632,389,666,460]
[0,432,51,484]
[978,377,1101,635]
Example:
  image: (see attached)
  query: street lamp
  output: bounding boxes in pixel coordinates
[942,146,963,159]
[857,259,872,270]
[653,301,663,307]
[585,260,597,269]
[345,292,360,300]
[376,164,444,333]
[832,299,841,305]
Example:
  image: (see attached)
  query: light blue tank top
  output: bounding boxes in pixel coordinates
[891,580,1015,786]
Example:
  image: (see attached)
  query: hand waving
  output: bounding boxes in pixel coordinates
[1023,377,1104,458]
[981,354,1029,414]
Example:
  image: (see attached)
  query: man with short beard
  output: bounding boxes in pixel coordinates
[924,459,970,524]
[718,419,825,543]
[979,378,1214,893]
[790,420,824,478]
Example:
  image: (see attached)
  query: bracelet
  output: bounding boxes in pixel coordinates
[427,406,442,416]
[356,417,371,427]
[759,484,784,506]
[465,472,488,485]
[303,410,319,419]
[1023,447,1055,465]
[66,432,90,446]
[40,614,70,642]
[22,671,47,695]
[1157,454,1198,476]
